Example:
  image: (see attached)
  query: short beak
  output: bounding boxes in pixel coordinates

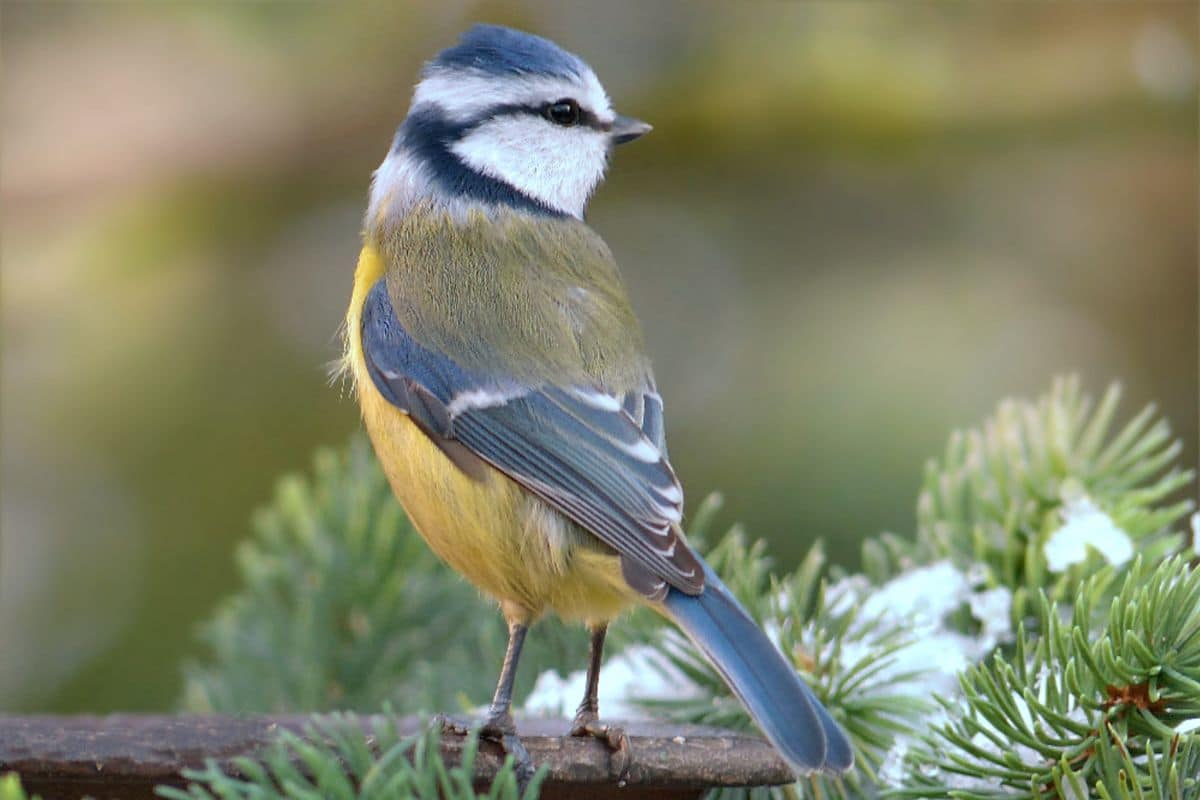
[611,114,652,145]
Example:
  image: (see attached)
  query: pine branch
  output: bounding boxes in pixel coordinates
[888,557,1200,798]
[862,377,1193,608]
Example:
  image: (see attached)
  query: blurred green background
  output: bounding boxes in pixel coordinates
[2,1,1196,713]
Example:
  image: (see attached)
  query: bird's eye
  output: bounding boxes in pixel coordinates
[544,99,581,127]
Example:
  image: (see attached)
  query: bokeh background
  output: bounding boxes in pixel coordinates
[2,2,1196,713]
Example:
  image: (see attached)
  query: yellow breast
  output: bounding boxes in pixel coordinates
[345,245,635,624]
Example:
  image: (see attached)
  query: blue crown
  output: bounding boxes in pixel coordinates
[427,24,585,79]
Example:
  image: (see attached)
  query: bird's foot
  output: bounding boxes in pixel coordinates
[438,708,534,789]
[570,710,632,783]
[478,707,517,740]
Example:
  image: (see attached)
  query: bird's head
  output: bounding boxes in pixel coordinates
[377,24,650,221]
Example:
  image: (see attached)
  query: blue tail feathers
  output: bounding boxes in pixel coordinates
[660,560,854,774]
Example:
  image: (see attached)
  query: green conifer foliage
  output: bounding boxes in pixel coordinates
[156,714,544,800]
[182,440,582,715]
[175,379,1197,798]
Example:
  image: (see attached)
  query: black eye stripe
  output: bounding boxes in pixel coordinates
[574,106,606,130]
[480,102,609,132]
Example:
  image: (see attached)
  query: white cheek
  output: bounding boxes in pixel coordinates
[451,118,609,218]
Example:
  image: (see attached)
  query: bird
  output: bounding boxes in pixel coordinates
[343,23,854,782]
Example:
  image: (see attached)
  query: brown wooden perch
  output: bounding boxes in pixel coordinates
[0,714,796,800]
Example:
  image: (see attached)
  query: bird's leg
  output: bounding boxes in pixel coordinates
[569,623,606,732]
[479,618,535,785]
[481,619,527,736]
[569,623,632,779]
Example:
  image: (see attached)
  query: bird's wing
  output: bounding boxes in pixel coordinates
[360,278,703,596]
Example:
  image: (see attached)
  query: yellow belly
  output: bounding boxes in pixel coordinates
[346,245,635,624]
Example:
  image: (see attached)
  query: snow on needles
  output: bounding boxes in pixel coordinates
[1044,495,1133,572]
[823,561,1013,700]
[827,561,1015,789]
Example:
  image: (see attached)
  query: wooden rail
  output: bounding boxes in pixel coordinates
[0,714,796,799]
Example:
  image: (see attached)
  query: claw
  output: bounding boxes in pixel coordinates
[499,731,536,788]
[570,713,632,783]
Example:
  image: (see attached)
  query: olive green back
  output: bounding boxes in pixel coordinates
[372,205,651,391]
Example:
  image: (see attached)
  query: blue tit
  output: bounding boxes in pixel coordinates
[344,23,853,781]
